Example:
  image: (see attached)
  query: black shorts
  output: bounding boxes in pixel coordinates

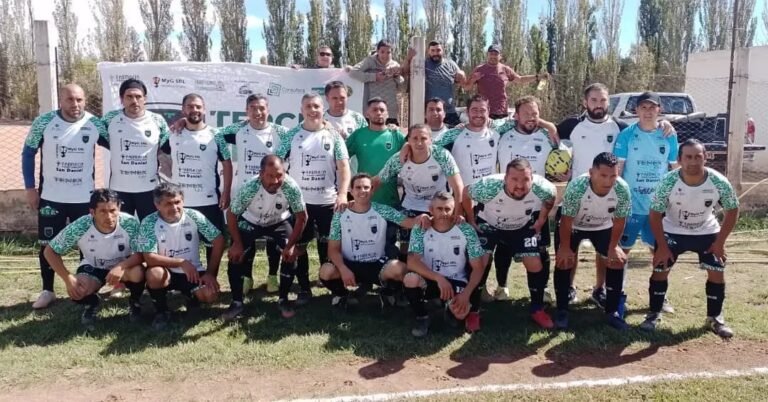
[75,264,109,286]
[399,209,428,243]
[444,112,461,128]
[188,204,225,234]
[299,203,335,244]
[236,217,293,249]
[116,190,155,220]
[654,232,724,272]
[169,270,206,294]
[565,227,613,258]
[344,258,388,285]
[38,199,90,245]
[477,214,550,257]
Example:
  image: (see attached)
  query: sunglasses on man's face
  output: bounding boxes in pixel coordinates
[319,52,332,57]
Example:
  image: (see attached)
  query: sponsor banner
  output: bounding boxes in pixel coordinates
[98,62,364,128]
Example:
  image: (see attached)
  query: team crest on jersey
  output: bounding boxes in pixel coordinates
[431,174,439,182]
[705,199,713,207]
[324,143,331,151]
[385,142,392,150]
[82,135,90,143]
[608,207,616,213]
[489,139,495,147]
[525,208,533,216]
[370,224,378,234]
[266,141,273,148]
[659,145,666,154]
[275,202,283,210]
[144,130,152,138]
[535,145,542,152]
[606,135,614,143]
[118,243,125,252]
[199,144,207,151]
[184,231,193,241]
[43,227,54,238]
[453,245,461,255]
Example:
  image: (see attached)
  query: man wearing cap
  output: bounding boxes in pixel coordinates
[613,91,679,313]
[403,41,466,127]
[465,45,546,120]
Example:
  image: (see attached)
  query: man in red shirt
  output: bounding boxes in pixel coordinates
[465,45,547,119]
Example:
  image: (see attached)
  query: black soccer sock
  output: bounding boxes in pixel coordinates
[39,247,55,292]
[469,287,481,312]
[227,262,245,303]
[540,248,551,285]
[125,281,145,306]
[74,293,99,308]
[296,253,311,292]
[149,287,169,313]
[266,239,280,276]
[554,269,572,311]
[527,269,546,311]
[379,279,399,297]
[706,281,725,318]
[404,286,427,317]
[278,260,296,301]
[649,279,668,313]
[494,247,513,287]
[320,278,349,297]
[605,268,625,315]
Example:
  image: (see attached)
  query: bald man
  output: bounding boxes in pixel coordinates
[22,84,109,309]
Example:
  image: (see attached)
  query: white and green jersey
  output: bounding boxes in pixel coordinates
[137,208,221,273]
[435,127,500,185]
[275,126,349,205]
[468,174,556,231]
[329,203,405,262]
[49,212,139,270]
[650,168,739,235]
[163,127,231,207]
[220,121,287,191]
[431,125,449,142]
[561,174,631,231]
[24,111,105,203]
[377,146,459,212]
[230,175,305,227]
[324,109,367,139]
[496,122,555,176]
[100,110,170,192]
[408,223,485,283]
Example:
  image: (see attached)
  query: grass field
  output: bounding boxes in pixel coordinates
[0,221,767,401]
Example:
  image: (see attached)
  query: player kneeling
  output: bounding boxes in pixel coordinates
[320,173,425,311]
[404,192,486,337]
[138,183,225,330]
[43,189,145,328]
[641,140,739,338]
[555,152,632,330]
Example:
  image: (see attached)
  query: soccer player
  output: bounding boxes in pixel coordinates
[138,183,225,330]
[402,41,466,127]
[219,94,287,294]
[43,189,144,327]
[21,84,105,309]
[320,173,425,309]
[99,78,171,220]
[425,97,449,141]
[433,95,500,186]
[495,96,559,177]
[275,93,351,305]
[464,44,546,119]
[374,124,463,258]
[404,192,486,337]
[345,97,406,207]
[349,40,405,125]
[225,155,307,319]
[162,93,232,258]
[641,139,739,338]
[463,158,557,329]
[555,152,631,330]
[323,81,367,140]
[614,91,679,313]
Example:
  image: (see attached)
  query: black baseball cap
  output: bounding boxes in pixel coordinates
[636,91,660,106]
[487,44,501,53]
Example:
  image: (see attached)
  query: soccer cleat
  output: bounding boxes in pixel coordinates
[640,312,662,332]
[265,275,277,293]
[464,311,481,333]
[151,311,171,331]
[554,310,569,329]
[242,277,254,296]
[607,312,630,331]
[531,309,555,329]
[480,288,495,303]
[568,286,579,304]
[443,303,462,328]
[295,291,312,306]
[110,282,126,298]
[493,286,510,301]
[32,290,56,310]
[706,316,734,339]
[278,299,295,318]
[543,288,554,304]
[331,295,358,310]
[128,303,142,323]
[411,315,430,338]
[395,292,410,308]
[379,292,396,310]
[590,287,606,309]
[662,297,675,314]
[221,301,244,321]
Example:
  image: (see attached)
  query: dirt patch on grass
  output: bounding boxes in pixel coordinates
[3,338,767,401]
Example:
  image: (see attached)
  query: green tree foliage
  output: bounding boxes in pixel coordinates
[178,0,214,62]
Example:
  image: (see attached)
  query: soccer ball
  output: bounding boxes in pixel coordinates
[545,147,572,178]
